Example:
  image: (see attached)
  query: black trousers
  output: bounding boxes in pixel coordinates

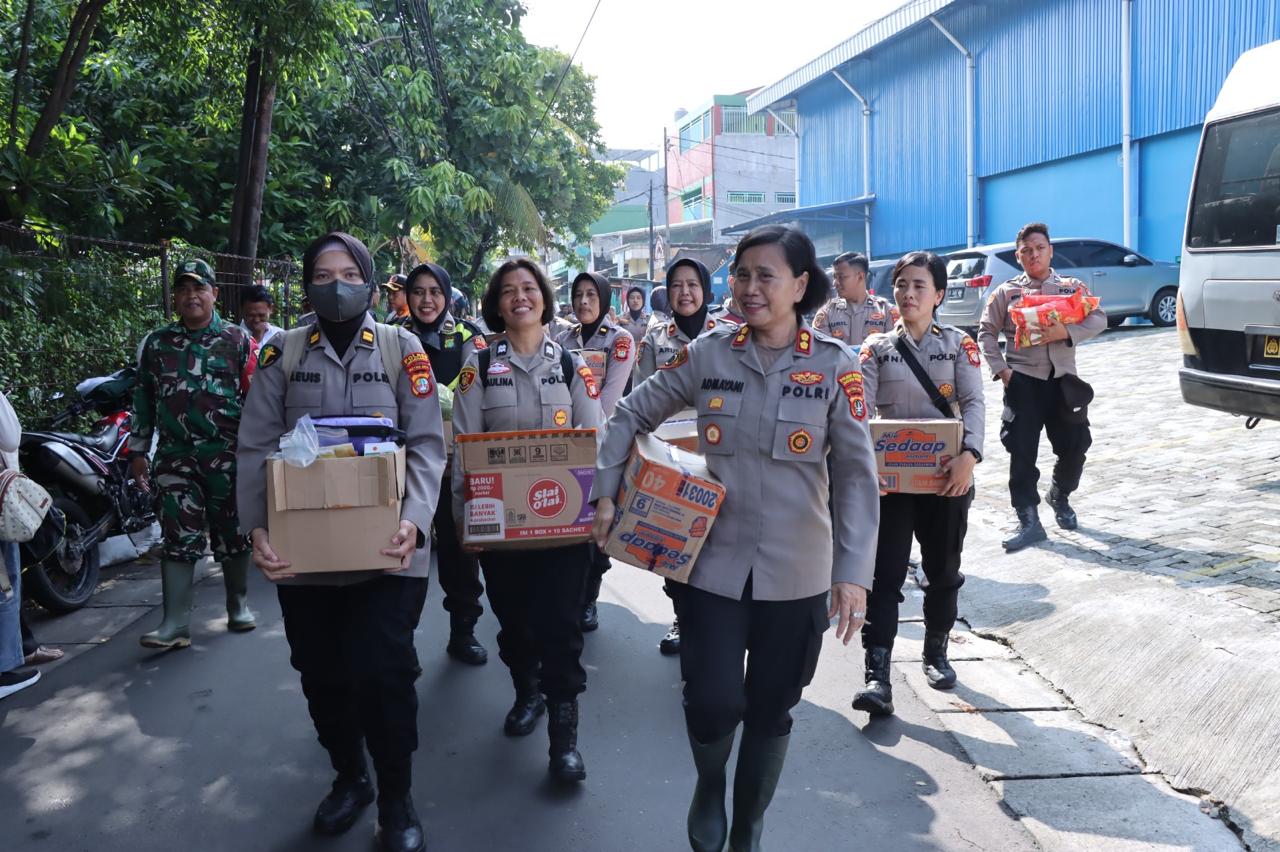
[481,543,590,701]
[277,576,429,801]
[433,477,484,622]
[863,490,972,649]
[1000,372,1092,508]
[583,542,611,604]
[675,576,828,743]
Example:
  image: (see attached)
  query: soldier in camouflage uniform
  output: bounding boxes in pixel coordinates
[128,258,258,650]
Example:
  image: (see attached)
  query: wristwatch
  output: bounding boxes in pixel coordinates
[962,446,983,463]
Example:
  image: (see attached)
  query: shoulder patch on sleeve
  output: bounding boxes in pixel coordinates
[659,346,689,371]
[612,333,632,362]
[961,336,981,367]
[837,370,867,421]
[258,343,281,368]
[577,365,600,399]
[402,352,435,397]
[458,364,477,394]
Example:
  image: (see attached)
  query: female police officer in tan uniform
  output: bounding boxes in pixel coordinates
[852,251,985,717]
[237,232,445,852]
[553,271,637,633]
[592,225,879,852]
[451,258,603,784]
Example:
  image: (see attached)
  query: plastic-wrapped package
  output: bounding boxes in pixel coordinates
[1011,290,1101,348]
[280,414,320,467]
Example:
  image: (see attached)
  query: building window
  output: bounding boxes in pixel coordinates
[721,106,766,134]
[775,191,796,205]
[774,109,799,135]
[679,110,712,153]
[727,191,766,204]
[681,188,706,220]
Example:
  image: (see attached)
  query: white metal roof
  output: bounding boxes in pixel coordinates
[1206,38,1280,123]
[746,0,959,114]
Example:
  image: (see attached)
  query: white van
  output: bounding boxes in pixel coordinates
[1178,39,1280,424]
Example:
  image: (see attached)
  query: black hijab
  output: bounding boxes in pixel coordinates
[573,272,611,343]
[626,285,647,321]
[302,231,374,356]
[406,261,454,337]
[666,258,713,341]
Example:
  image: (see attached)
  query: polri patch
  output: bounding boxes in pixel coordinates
[961,336,981,367]
[577,365,600,399]
[458,364,477,394]
[613,334,631,363]
[402,352,435,398]
[258,343,281,368]
[787,428,813,454]
[838,371,866,421]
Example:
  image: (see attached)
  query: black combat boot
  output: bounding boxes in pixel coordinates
[659,618,681,656]
[1002,506,1048,552]
[1046,483,1079,530]
[686,726,734,852]
[445,614,488,666]
[922,630,957,689]
[727,729,790,852]
[547,699,586,783]
[503,670,545,737]
[375,794,425,852]
[313,770,375,836]
[851,647,894,717]
[580,572,602,633]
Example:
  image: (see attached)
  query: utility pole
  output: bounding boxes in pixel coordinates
[662,126,671,245]
[647,179,656,281]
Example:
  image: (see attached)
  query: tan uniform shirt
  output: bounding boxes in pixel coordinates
[859,323,986,455]
[450,335,604,521]
[617,311,651,344]
[553,320,637,417]
[634,310,738,385]
[977,270,1107,380]
[236,314,447,585]
[812,294,898,346]
[592,324,880,600]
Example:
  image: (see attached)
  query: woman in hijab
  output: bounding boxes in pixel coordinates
[237,232,446,852]
[402,262,491,667]
[618,284,651,343]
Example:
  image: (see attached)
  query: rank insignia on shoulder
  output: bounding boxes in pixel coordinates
[308,329,322,347]
[458,364,477,394]
[360,328,375,345]
[795,329,813,355]
[258,343,281,368]
[659,346,689,371]
[731,326,750,348]
[495,340,509,358]
[402,352,435,398]
[544,342,556,361]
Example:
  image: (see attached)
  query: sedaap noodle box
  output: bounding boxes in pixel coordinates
[869,419,964,494]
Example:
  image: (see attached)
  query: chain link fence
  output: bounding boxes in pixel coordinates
[0,224,297,426]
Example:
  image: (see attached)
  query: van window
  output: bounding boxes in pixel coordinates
[1187,106,1280,249]
[946,254,986,279]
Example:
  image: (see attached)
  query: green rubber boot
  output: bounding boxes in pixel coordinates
[728,730,790,852]
[687,727,735,852]
[140,560,196,650]
[222,552,256,632]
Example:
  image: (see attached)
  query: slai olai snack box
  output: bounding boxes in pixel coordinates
[456,428,597,549]
[603,433,725,583]
[869,419,964,494]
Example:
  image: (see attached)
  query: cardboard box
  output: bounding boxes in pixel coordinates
[603,433,726,583]
[266,448,406,573]
[870,419,964,494]
[457,429,597,549]
[653,408,699,452]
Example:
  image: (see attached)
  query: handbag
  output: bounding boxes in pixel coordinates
[0,468,53,543]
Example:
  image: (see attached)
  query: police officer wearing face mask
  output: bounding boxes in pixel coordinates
[593,225,878,852]
[236,232,446,852]
[852,251,985,717]
[553,272,637,632]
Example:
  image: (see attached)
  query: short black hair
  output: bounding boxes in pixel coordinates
[481,258,556,331]
[891,251,948,304]
[732,225,830,317]
[832,251,869,275]
[1016,222,1050,246]
[243,284,274,307]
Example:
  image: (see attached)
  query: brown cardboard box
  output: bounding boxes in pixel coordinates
[870,419,964,494]
[457,429,597,549]
[653,408,699,452]
[603,433,725,583]
[266,448,406,573]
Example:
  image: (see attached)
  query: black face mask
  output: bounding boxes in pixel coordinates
[309,280,373,323]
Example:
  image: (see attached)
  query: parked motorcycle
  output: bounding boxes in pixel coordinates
[18,368,156,612]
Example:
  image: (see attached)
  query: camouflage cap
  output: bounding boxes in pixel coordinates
[174,258,216,288]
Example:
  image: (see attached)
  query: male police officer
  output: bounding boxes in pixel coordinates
[130,258,257,649]
[812,251,897,345]
[978,222,1106,551]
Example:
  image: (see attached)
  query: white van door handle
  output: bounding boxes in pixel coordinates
[1093,270,1107,277]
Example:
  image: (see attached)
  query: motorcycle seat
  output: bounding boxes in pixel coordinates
[49,429,120,455]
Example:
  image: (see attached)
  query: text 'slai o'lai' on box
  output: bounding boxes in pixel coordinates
[653,408,699,452]
[603,433,725,583]
[266,448,406,573]
[457,429,597,549]
[870,419,964,494]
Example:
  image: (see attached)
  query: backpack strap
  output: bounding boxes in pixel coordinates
[560,350,575,390]
[478,347,492,388]
[374,322,402,381]
[892,334,956,420]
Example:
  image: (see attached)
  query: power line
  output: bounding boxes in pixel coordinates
[524,0,605,157]
[666,134,796,162]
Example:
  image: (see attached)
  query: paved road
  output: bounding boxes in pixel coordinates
[0,560,1035,852]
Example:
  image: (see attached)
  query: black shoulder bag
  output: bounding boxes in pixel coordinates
[892,335,956,420]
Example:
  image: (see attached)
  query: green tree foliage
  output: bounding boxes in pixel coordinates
[0,0,623,293]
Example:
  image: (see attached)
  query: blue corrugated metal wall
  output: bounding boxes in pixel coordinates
[790,0,1280,259]
[983,147,1124,246]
